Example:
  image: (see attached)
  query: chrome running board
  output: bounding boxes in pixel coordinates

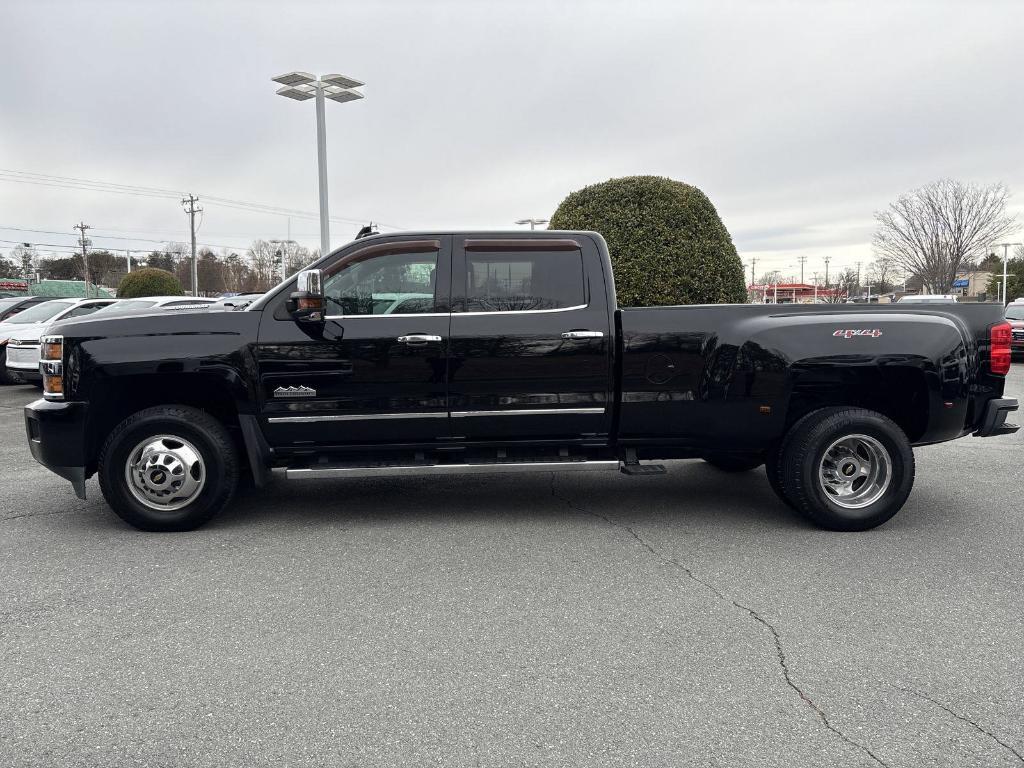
[282,460,620,480]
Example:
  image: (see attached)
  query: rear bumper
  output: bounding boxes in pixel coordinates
[974,398,1019,437]
[24,398,89,499]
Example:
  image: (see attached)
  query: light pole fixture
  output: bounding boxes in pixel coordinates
[270,238,299,281]
[272,71,365,258]
[515,218,548,230]
[988,242,1022,304]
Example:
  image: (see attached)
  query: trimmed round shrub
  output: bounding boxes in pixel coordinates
[117,268,183,298]
[549,175,747,306]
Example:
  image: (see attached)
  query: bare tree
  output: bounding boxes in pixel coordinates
[247,240,278,291]
[821,267,858,304]
[872,179,1017,293]
[865,255,898,295]
[10,243,38,280]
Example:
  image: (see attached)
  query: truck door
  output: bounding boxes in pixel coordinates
[447,235,613,441]
[257,236,452,446]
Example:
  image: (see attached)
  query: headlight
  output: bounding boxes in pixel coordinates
[40,335,63,400]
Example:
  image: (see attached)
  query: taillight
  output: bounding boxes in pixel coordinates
[990,322,1011,376]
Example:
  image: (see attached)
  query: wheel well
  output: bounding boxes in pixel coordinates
[786,367,929,443]
[84,374,241,472]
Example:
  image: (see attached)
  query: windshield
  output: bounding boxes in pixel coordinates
[92,300,156,315]
[1006,305,1024,320]
[4,300,73,324]
[0,298,23,313]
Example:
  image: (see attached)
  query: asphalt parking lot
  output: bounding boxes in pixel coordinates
[1,370,1022,768]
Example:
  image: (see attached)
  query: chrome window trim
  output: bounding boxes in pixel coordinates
[323,312,450,320]
[268,412,448,424]
[451,407,605,417]
[323,304,590,319]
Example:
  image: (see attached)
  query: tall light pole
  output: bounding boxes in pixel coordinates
[272,71,365,258]
[988,242,1022,304]
[515,218,548,230]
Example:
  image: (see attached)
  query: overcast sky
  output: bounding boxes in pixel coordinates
[2,0,1022,283]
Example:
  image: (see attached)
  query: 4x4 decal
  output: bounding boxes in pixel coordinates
[833,329,883,339]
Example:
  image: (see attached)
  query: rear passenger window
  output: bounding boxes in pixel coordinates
[464,249,586,312]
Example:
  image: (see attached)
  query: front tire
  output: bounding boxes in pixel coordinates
[780,407,914,531]
[98,405,239,531]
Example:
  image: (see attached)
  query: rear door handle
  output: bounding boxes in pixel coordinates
[561,330,604,339]
[397,334,442,344]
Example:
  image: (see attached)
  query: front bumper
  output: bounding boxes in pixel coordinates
[24,398,89,499]
[6,344,40,371]
[974,398,1019,438]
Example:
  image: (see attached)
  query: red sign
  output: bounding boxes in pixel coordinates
[0,280,29,291]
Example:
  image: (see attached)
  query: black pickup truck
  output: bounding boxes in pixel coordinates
[24,231,1018,532]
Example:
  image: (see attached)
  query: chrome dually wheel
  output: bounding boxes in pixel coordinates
[780,407,915,531]
[817,434,892,509]
[124,434,207,512]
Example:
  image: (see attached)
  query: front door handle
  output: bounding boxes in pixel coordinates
[397,334,442,345]
[561,330,604,340]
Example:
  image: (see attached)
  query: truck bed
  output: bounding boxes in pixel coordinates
[616,302,1008,450]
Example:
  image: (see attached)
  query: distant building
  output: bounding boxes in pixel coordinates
[951,271,992,300]
[748,282,840,303]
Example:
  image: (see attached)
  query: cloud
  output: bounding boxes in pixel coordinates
[1,0,1021,277]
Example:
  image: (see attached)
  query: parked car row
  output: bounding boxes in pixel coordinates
[0,293,260,385]
[1007,298,1024,358]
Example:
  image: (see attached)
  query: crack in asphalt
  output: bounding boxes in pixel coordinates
[550,474,891,768]
[896,686,1024,763]
[2,508,78,522]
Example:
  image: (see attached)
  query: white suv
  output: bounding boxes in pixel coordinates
[4,298,116,384]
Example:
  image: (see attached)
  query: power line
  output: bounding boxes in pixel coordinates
[0,168,402,229]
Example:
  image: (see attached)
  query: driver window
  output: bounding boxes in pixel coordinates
[324,247,439,316]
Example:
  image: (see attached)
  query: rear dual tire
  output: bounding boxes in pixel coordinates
[771,407,914,531]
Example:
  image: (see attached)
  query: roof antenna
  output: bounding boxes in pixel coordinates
[355,222,379,239]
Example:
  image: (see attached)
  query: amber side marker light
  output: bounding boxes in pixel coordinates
[40,334,64,400]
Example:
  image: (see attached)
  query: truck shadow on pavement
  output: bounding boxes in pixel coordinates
[212,461,812,532]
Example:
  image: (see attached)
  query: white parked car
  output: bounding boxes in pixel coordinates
[4,298,117,384]
[209,293,264,310]
[90,296,217,316]
[897,294,958,304]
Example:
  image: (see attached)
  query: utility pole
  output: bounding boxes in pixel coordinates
[182,194,202,296]
[855,261,862,295]
[813,272,819,303]
[823,256,831,288]
[797,255,807,284]
[749,257,757,288]
[74,222,91,297]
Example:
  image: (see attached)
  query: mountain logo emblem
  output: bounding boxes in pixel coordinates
[273,385,316,398]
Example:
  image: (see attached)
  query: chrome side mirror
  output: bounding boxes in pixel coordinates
[295,268,323,296]
[287,268,325,323]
